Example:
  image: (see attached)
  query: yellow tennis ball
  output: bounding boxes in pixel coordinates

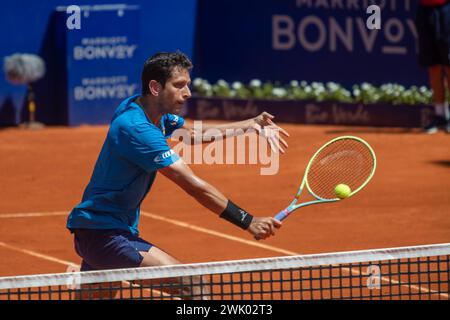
[335,184,351,199]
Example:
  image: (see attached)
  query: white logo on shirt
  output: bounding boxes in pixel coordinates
[170,115,179,126]
[153,149,175,163]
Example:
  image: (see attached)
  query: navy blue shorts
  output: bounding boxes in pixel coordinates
[73,229,153,271]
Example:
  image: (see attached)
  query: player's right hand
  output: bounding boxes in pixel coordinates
[248,217,282,240]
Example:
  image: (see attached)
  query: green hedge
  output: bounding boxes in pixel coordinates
[192,78,433,106]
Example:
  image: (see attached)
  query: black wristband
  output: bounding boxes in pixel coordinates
[220,200,253,230]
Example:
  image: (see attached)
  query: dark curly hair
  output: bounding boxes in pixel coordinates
[141,51,193,95]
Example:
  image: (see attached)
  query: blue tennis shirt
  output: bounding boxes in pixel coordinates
[67,94,184,235]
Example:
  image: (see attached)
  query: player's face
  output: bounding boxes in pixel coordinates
[159,67,191,114]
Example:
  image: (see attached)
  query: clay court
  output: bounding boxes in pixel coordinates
[0,122,449,279]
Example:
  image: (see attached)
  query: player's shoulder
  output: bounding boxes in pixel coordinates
[113,94,141,116]
[112,113,159,138]
[110,95,159,136]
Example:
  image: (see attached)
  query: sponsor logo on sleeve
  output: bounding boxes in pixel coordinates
[153,149,176,163]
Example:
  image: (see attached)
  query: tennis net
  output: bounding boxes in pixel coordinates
[0,243,448,300]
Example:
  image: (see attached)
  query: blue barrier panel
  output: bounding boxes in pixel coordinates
[54,5,141,126]
[0,0,198,127]
[193,0,427,87]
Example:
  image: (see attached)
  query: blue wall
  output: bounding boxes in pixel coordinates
[0,0,198,125]
[193,0,427,87]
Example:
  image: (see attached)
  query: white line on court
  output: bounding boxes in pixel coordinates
[0,210,447,298]
[0,210,298,255]
[0,241,78,268]
[0,212,68,218]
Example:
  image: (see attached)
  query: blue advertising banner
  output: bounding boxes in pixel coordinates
[55,5,141,126]
[194,0,426,88]
[0,0,198,127]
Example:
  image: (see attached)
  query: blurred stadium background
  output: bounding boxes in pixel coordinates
[0,0,430,127]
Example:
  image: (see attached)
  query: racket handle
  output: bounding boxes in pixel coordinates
[275,209,290,221]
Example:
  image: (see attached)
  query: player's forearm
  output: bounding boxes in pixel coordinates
[186,180,255,230]
[160,160,254,230]
[201,118,255,133]
[184,179,228,214]
[189,118,256,142]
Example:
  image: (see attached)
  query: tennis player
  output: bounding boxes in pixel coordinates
[416,0,450,133]
[66,52,288,298]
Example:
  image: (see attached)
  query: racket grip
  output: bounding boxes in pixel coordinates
[275,209,290,221]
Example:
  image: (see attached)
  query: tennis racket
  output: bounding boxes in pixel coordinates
[275,136,376,222]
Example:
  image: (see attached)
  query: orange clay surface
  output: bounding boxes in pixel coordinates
[0,123,449,277]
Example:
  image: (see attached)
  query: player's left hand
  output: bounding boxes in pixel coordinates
[252,112,290,154]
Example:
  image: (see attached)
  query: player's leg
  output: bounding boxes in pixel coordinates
[424,63,447,134]
[443,67,450,133]
[429,66,446,106]
[428,65,448,132]
[441,4,450,132]
[416,5,448,133]
[75,260,122,300]
[72,228,209,300]
[138,246,181,266]
[138,246,211,300]
[72,229,149,300]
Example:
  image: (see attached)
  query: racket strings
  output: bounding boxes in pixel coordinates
[306,139,375,200]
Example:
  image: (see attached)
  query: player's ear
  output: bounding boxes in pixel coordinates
[149,80,162,96]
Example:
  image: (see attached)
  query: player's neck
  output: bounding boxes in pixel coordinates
[137,95,163,126]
